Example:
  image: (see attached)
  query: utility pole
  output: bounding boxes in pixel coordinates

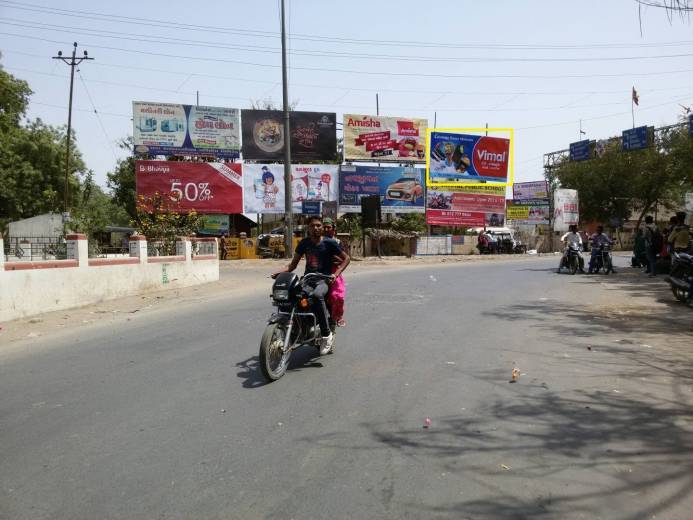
[52,42,93,219]
[280,0,293,258]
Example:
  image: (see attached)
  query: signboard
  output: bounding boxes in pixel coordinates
[569,140,591,161]
[242,164,339,214]
[689,114,693,137]
[135,161,243,214]
[132,102,240,158]
[685,192,693,212]
[301,201,321,215]
[426,185,506,227]
[429,132,510,183]
[553,188,579,231]
[622,125,651,151]
[339,165,425,214]
[199,215,230,235]
[513,181,548,201]
[342,114,427,162]
[506,200,550,225]
[241,110,337,161]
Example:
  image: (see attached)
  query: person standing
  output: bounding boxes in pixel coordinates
[643,215,660,277]
[668,212,691,253]
[220,234,228,261]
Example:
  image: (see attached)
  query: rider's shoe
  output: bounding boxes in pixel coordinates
[319,333,334,355]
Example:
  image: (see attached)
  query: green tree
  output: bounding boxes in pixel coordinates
[106,137,137,220]
[391,213,426,233]
[70,171,130,238]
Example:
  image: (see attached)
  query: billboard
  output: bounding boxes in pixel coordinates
[241,110,337,161]
[426,185,506,227]
[343,114,427,162]
[242,164,339,214]
[135,161,243,214]
[553,188,579,231]
[339,165,425,214]
[506,200,550,225]
[429,132,510,183]
[513,181,548,201]
[133,102,240,158]
[199,215,230,235]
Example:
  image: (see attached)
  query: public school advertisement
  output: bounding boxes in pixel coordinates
[342,114,428,162]
[242,164,339,214]
[339,165,426,214]
[513,181,548,201]
[426,185,506,226]
[241,110,337,161]
[132,102,241,158]
[135,161,243,214]
[429,132,510,183]
[506,200,550,225]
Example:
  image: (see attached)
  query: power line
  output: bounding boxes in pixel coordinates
[3,0,693,50]
[77,69,118,161]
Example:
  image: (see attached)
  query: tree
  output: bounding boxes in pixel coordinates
[391,213,426,233]
[106,137,137,220]
[70,171,130,239]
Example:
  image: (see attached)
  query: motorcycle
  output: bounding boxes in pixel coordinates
[666,251,693,304]
[559,243,582,274]
[259,272,336,381]
[590,244,614,274]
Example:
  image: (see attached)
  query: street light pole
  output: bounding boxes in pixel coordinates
[52,42,93,219]
[280,0,293,258]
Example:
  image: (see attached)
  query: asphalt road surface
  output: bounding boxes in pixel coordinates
[2,257,692,520]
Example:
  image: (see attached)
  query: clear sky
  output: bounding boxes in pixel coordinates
[1,0,692,189]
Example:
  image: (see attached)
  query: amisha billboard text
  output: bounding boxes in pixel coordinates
[343,114,428,162]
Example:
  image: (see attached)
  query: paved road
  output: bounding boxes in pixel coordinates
[2,257,692,520]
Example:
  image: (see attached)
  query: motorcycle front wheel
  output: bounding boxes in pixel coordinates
[671,284,689,303]
[259,322,291,381]
[570,256,578,275]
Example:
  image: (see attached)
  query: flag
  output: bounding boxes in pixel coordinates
[632,87,639,106]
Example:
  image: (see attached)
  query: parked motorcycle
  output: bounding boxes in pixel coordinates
[559,243,582,274]
[666,251,693,304]
[590,244,614,274]
[259,272,336,381]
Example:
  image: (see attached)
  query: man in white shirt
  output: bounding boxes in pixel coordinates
[558,224,585,273]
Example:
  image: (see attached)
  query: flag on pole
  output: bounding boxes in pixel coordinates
[632,87,639,106]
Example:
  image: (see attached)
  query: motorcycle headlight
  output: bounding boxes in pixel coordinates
[273,289,289,301]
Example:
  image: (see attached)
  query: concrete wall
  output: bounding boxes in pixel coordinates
[0,235,219,322]
[8,213,64,238]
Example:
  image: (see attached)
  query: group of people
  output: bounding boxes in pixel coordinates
[558,224,615,274]
[272,216,349,355]
[634,211,691,276]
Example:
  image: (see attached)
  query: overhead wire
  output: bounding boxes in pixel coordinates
[77,68,119,160]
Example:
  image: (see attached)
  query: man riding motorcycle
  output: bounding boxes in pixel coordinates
[272,216,350,355]
[558,224,585,273]
[588,225,615,274]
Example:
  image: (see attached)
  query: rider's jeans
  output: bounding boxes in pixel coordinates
[305,280,331,337]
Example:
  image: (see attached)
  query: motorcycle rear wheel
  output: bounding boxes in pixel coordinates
[259,323,291,381]
[671,285,689,303]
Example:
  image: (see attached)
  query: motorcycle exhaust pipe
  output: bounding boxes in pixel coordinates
[667,277,690,290]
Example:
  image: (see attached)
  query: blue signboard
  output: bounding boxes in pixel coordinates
[569,140,591,161]
[339,165,425,213]
[689,114,693,137]
[301,200,321,215]
[622,126,650,151]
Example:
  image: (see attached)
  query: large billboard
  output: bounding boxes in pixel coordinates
[554,188,579,231]
[135,161,243,214]
[242,164,339,214]
[429,132,510,183]
[426,185,506,226]
[513,181,548,201]
[343,114,427,162]
[241,110,337,161]
[506,200,550,225]
[339,165,425,214]
[133,102,240,158]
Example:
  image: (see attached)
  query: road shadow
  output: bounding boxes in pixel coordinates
[236,347,323,389]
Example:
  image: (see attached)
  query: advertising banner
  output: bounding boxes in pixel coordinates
[343,114,427,162]
[553,188,579,231]
[429,132,510,183]
[513,181,548,201]
[241,110,337,161]
[135,161,243,214]
[426,185,506,226]
[506,200,550,225]
[199,215,230,235]
[339,165,425,214]
[242,164,339,214]
[133,102,240,158]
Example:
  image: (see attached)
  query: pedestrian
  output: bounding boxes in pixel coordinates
[643,215,661,277]
[632,228,647,268]
[668,212,691,254]
[220,234,228,260]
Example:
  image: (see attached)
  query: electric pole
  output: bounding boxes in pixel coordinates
[280,0,293,258]
[52,42,93,219]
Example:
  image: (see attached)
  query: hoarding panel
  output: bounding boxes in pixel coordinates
[343,114,427,162]
[339,165,425,214]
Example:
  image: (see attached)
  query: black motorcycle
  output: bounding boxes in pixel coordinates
[260,272,335,381]
[559,243,582,274]
[666,251,693,304]
[590,244,614,274]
